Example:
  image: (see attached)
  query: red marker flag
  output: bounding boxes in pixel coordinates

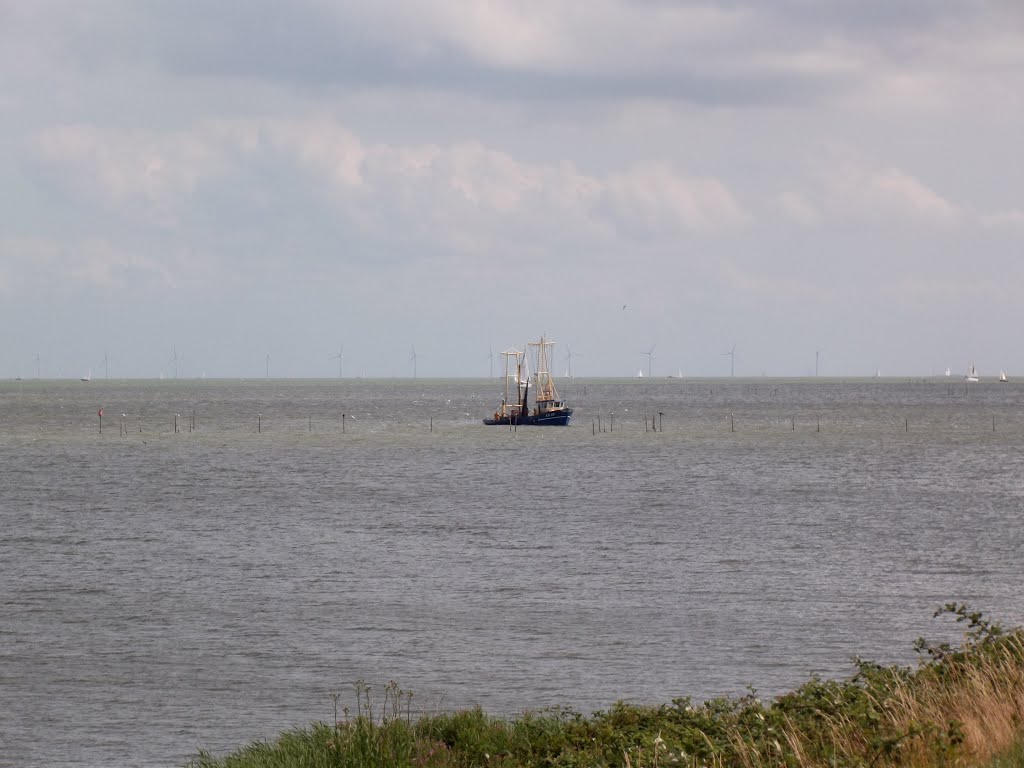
[98,408,103,417]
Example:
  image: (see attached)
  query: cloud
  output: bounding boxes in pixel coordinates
[30,123,229,227]
[778,191,821,225]
[802,148,962,226]
[28,115,746,244]
[864,168,959,223]
[360,0,749,75]
[3,3,1023,376]
[7,0,947,108]
[0,237,179,294]
[982,210,1024,229]
[601,164,747,234]
[267,119,367,190]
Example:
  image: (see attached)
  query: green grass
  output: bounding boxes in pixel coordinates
[985,739,1024,768]
[188,605,1024,768]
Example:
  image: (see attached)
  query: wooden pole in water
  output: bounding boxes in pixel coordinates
[598,415,602,433]
[610,413,614,432]
[905,417,909,432]
[430,417,433,432]
[342,413,346,433]
[592,419,595,435]
[98,409,103,434]
[309,415,312,432]
[791,416,795,431]
[644,412,648,432]
[730,413,734,432]
[174,413,179,434]
[816,414,820,432]
[258,413,261,433]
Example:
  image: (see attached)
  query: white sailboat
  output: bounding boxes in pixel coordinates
[80,369,91,382]
[999,370,1008,383]
[966,364,979,383]
[944,367,951,377]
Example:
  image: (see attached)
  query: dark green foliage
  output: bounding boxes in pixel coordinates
[187,606,1024,768]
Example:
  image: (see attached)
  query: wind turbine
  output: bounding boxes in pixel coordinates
[410,346,422,379]
[103,351,109,380]
[169,346,182,379]
[566,345,582,379]
[487,345,494,378]
[815,347,823,377]
[641,344,656,378]
[330,346,344,378]
[34,353,40,379]
[266,353,271,379]
[723,344,736,377]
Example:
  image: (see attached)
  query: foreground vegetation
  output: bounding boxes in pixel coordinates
[188,604,1024,768]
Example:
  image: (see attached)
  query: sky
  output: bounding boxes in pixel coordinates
[1,1,1022,379]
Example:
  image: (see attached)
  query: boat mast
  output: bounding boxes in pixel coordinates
[500,348,523,417]
[528,336,559,402]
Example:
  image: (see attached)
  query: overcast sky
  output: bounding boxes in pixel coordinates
[1,1,1021,379]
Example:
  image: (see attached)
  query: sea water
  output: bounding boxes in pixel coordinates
[2,377,1023,767]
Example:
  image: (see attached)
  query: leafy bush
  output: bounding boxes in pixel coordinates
[189,606,1024,768]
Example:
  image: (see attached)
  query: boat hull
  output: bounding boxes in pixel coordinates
[483,408,572,426]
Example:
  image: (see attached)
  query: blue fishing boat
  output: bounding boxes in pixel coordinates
[484,337,572,426]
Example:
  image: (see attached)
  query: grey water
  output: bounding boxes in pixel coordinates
[2,377,1023,767]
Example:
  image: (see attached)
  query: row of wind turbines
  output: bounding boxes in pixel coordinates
[330,345,423,378]
[41,343,971,380]
[636,343,736,379]
[63,343,739,380]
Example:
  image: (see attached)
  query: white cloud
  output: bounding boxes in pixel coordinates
[982,209,1024,229]
[30,115,745,240]
[866,168,959,223]
[445,142,543,212]
[778,191,821,225]
[311,0,749,74]
[32,123,228,227]
[752,40,868,78]
[268,120,367,190]
[0,237,178,294]
[601,164,746,234]
[3,2,1024,376]
[812,152,961,226]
